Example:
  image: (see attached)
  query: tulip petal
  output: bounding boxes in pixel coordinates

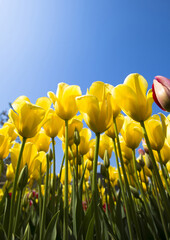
[36,97,51,111]
[88,81,105,101]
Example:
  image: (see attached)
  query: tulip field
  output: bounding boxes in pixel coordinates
[0,73,170,240]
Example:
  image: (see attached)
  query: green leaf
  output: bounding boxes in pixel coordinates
[44,211,60,240]
[22,223,31,240]
[0,224,7,240]
[85,215,94,240]
[3,190,11,234]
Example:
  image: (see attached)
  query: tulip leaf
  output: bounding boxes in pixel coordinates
[22,223,31,240]
[44,210,60,240]
[85,215,94,240]
[3,190,11,234]
[0,224,7,240]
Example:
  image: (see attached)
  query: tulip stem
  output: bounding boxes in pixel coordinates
[157,150,170,195]
[140,121,170,219]
[13,189,22,235]
[52,137,56,214]
[40,154,49,240]
[63,120,68,240]
[112,137,133,240]
[132,149,159,240]
[92,132,101,240]
[8,137,26,240]
[76,144,79,196]
[113,118,142,240]
[38,163,42,221]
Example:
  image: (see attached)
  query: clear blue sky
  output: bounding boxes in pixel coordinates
[1,1,170,171]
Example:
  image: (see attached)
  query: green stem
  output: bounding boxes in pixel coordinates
[63,120,68,240]
[92,133,101,240]
[140,121,170,219]
[38,163,42,221]
[76,144,79,197]
[112,137,133,240]
[113,118,142,240]
[152,175,169,240]
[157,150,170,195]
[40,154,49,240]
[8,137,26,240]
[132,149,159,240]
[13,189,22,235]
[52,137,56,213]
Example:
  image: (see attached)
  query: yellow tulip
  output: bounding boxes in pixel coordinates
[10,142,38,176]
[99,134,113,160]
[105,113,124,139]
[113,73,153,122]
[0,130,11,160]
[60,162,72,185]
[2,121,18,141]
[153,139,170,164]
[76,81,113,133]
[58,117,83,146]
[36,97,51,111]
[48,83,82,120]
[121,116,143,149]
[118,136,133,163]
[85,139,96,161]
[145,115,165,151]
[31,151,47,180]
[79,128,91,156]
[43,109,64,138]
[8,101,46,138]
[6,163,15,181]
[28,129,51,152]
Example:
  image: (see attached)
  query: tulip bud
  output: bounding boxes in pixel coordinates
[18,164,28,191]
[74,128,80,146]
[48,148,53,162]
[152,76,170,111]
[104,150,110,168]
[135,160,142,172]
[98,178,102,189]
[145,153,153,170]
[100,164,108,178]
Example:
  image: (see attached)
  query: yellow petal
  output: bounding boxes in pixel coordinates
[36,97,51,111]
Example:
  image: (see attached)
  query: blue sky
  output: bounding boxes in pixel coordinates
[1,1,170,171]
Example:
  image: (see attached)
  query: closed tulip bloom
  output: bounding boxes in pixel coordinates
[105,113,124,139]
[121,116,143,149]
[79,128,91,156]
[31,151,47,180]
[43,109,64,138]
[152,76,170,111]
[118,136,133,163]
[76,81,113,133]
[48,83,82,120]
[99,134,113,160]
[9,101,46,138]
[113,73,153,122]
[6,163,15,181]
[85,139,96,161]
[145,115,165,151]
[29,129,51,152]
[36,97,51,111]
[2,122,18,141]
[10,142,38,176]
[60,162,72,185]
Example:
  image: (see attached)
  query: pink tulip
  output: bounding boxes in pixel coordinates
[152,75,170,111]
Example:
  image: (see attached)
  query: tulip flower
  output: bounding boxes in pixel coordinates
[121,116,143,150]
[76,81,113,133]
[9,101,46,138]
[43,109,64,138]
[0,128,11,160]
[152,75,170,111]
[105,113,124,139]
[48,83,82,120]
[113,73,153,122]
[29,129,51,153]
[78,128,91,156]
[99,134,113,160]
[145,115,165,151]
